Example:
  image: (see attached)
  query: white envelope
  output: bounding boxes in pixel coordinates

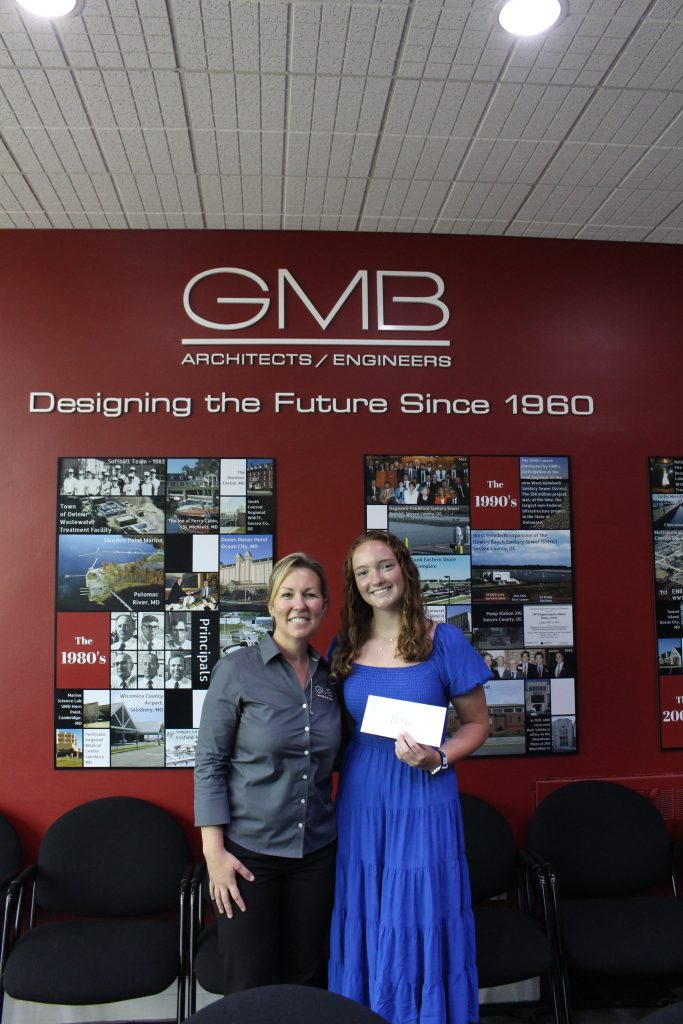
[360,694,447,747]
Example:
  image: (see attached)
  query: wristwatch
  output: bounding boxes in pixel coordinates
[429,748,449,775]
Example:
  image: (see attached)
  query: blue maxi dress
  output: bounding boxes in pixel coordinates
[328,624,490,1024]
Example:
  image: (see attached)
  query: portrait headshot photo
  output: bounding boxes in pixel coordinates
[111,614,137,651]
[137,652,165,689]
[166,652,192,688]
[111,652,136,689]
[166,613,192,650]
[138,612,164,651]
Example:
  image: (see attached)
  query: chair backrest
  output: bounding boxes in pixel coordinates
[0,813,21,886]
[184,984,389,1024]
[527,780,672,897]
[36,796,188,916]
[460,792,516,902]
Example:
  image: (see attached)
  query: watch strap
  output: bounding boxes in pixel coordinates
[429,748,449,775]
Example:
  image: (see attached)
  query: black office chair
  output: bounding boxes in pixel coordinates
[0,813,21,1009]
[0,796,190,1024]
[528,780,683,1020]
[183,984,388,1024]
[0,815,21,897]
[459,793,565,1024]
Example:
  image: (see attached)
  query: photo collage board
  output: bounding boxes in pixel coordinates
[55,457,275,769]
[649,457,683,750]
[365,454,577,757]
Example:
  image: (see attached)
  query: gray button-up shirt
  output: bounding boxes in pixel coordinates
[194,633,341,858]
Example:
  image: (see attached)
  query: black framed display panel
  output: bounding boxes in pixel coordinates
[54,456,275,769]
[649,457,683,750]
[364,454,577,757]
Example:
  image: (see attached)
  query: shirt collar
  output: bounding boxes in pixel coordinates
[258,632,323,667]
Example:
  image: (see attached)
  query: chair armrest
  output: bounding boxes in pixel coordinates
[179,863,193,953]
[176,863,194,1024]
[1,864,37,974]
[189,862,207,954]
[670,841,683,897]
[0,869,20,892]
[187,861,208,1015]
[516,848,550,915]
[7,864,37,929]
[526,848,565,952]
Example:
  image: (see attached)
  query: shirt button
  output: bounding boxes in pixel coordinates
[304,726,310,732]
[304,749,309,755]
[303,774,308,780]
[302,703,307,709]
[297,823,303,829]
[300,798,306,804]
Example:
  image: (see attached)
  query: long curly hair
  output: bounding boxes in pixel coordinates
[330,530,433,680]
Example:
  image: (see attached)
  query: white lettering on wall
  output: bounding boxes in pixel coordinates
[278,270,369,330]
[182,267,449,334]
[376,272,449,331]
[183,268,270,331]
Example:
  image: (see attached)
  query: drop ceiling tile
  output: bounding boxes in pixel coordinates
[354,77,393,133]
[361,176,393,215]
[111,172,145,212]
[93,128,132,172]
[648,225,683,243]
[238,132,264,175]
[286,75,315,132]
[568,87,682,145]
[516,182,613,221]
[605,20,683,89]
[186,73,237,130]
[392,135,427,178]
[622,145,683,188]
[215,132,241,174]
[262,131,284,174]
[346,134,376,177]
[142,129,175,174]
[372,134,403,177]
[320,132,352,176]
[89,173,123,212]
[340,176,366,215]
[411,136,448,178]
[589,185,683,225]
[116,129,155,173]
[432,137,471,179]
[262,175,282,215]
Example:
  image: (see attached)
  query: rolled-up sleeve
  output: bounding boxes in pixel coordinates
[194,657,241,827]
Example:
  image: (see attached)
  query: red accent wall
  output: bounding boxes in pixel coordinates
[2,230,682,855]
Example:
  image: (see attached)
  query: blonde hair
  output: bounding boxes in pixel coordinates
[330,531,432,680]
[266,552,329,609]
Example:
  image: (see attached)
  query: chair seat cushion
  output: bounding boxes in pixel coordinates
[194,922,223,995]
[561,898,683,975]
[474,905,552,987]
[637,1002,683,1024]
[4,919,179,1004]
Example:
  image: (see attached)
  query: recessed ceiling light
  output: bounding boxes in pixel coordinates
[16,0,79,17]
[498,0,562,36]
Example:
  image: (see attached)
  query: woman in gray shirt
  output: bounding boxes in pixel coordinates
[194,552,341,993]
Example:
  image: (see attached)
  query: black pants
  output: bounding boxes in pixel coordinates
[215,838,337,995]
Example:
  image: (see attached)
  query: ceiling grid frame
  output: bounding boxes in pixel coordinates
[0,0,679,238]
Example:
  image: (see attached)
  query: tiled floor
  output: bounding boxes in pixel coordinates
[482,980,683,1024]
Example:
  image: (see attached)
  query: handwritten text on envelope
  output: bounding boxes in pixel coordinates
[360,695,447,747]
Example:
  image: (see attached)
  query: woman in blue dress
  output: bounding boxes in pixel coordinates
[328,531,490,1024]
